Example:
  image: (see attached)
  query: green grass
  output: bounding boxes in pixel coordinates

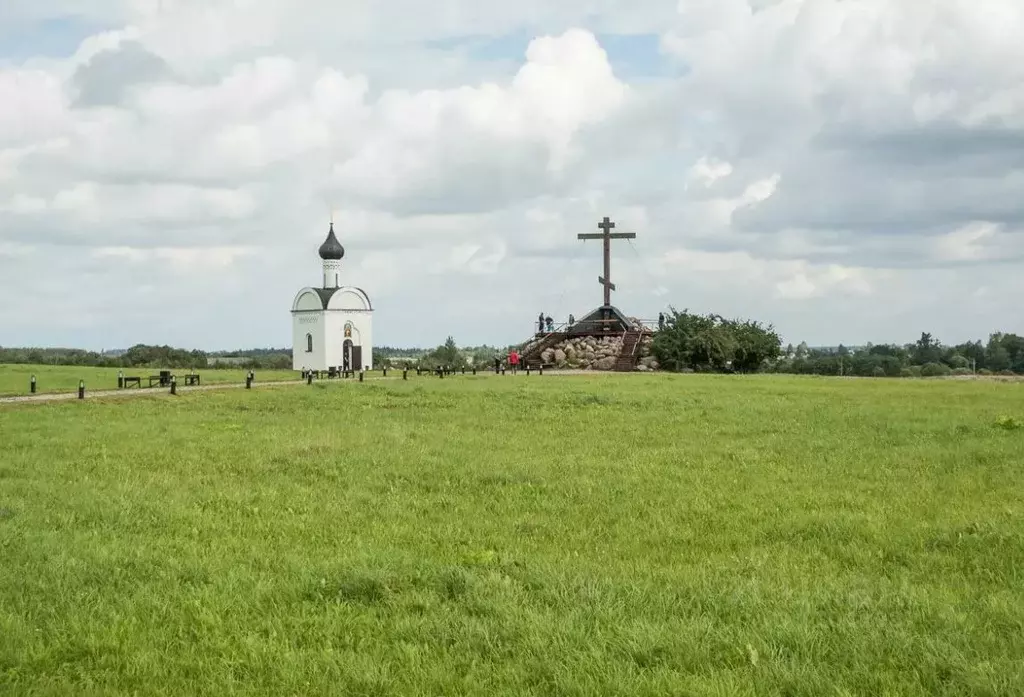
[0,364,298,396]
[1,374,1023,695]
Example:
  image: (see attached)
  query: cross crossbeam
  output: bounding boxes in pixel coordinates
[577,216,636,306]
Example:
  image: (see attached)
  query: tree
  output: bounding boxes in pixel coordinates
[725,318,783,372]
[422,336,467,370]
[650,308,780,373]
[913,332,942,365]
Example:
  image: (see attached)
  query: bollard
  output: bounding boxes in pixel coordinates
[539,365,544,376]
[170,376,177,395]
[307,372,313,385]
[461,367,465,375]
[30,375,36,394]
[403,369,408,380]
[359,371,364,382]
[501,368,506,375]
[118,371,124,389]
[526,365,531,376]
[246,373,252,389]
[383,368,388,378]
[78,380,85,400]
[472,368,476,375]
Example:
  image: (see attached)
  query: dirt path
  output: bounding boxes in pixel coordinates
[0,370,607,406]
[0,379,310,405]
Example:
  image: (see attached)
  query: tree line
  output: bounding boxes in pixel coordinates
[770,331,1024,377]
[4,320,1020,377]
[0,342,508,371]
[648,307,1022,376]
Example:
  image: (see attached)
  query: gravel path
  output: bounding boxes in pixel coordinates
[0,379,308,405]
[0,369,607,406]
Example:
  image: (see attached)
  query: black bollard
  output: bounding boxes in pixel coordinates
[501,368,506,375]
[526,365,531,376]
[403,369,408,380]
[30,375,36,394]
[78,380,85,400]
[307,372,313,385]
[118,371,124,389]
[359,371,364,382]
[246,373,252,389]
[383,368,388,378]
[170,376,177,395]
[539,365,544,376]
[461,367,465,375]
[472,368,476,375]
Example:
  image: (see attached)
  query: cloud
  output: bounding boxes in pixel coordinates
[1,0,1023,352]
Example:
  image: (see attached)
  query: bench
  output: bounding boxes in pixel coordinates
[123,376,141,388]
[147,370,172,388]
[182,374,200,386]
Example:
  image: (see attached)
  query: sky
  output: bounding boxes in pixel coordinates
[1,0,1023,352]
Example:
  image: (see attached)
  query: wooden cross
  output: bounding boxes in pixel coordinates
[577,216,636,307]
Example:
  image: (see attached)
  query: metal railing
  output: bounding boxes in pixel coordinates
[529,317,662,336]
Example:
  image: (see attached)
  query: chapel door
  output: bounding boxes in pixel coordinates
[352,345,363,372]
[343,339,353,370]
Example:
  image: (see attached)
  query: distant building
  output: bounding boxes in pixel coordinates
[290,221,374,372]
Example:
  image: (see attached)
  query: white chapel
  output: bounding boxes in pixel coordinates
[291,221,374,372]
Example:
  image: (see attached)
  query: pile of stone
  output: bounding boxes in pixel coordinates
[538,334,660,371]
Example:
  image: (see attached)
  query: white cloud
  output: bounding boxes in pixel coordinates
[1,0,1023,351]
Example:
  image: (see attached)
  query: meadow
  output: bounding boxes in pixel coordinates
[1,373,1022,695]
[0,364,298,397]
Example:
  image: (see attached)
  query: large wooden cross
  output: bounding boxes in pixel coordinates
[577,216,636,307]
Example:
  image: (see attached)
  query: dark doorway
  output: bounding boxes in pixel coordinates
[343,339,362,371]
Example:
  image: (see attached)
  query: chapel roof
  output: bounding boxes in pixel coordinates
[318,222,345,260]
[308,286,373,310]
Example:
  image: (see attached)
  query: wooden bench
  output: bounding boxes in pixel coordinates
[123,376,142,388]
[148,371,172,388]
[182,374,200,386]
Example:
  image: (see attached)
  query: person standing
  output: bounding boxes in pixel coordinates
[509,349,520,375]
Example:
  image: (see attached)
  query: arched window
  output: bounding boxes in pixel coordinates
[306,333,313,352]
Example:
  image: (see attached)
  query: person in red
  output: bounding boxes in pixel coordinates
[508,349,520,375]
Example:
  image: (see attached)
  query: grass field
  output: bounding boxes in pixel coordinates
[0,364,298,397]
[1,374,1022,695]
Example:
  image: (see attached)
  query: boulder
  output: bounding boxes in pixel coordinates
[554,349,567,365]
[592,356,617,370]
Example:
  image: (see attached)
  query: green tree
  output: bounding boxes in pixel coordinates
[912,332,942,365]
[651,308,780,373]
[725,318,783,372]
[425,336,466,370]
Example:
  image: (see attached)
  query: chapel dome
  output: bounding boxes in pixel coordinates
[318,222,345,260]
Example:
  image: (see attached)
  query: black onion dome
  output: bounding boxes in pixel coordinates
[318,222,345,260]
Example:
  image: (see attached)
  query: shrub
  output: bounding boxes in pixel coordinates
[978,368,993,376]
[900,368,914,378]
[871,366,886,377]
[908,365,923,378]
[920,362,951,377]
[952,367,973,376]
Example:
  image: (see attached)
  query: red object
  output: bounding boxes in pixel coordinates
[509,351,519,365]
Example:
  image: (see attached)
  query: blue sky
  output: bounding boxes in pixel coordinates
[0,16,107,62]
